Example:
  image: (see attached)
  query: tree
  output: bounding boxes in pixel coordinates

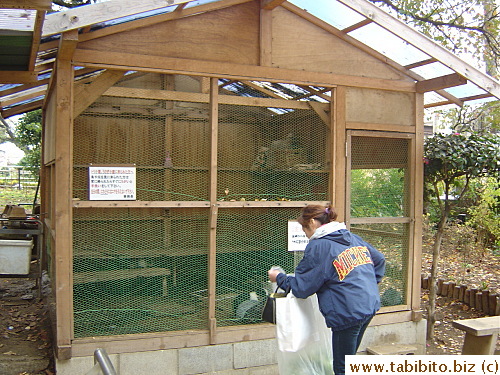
[14,110,42,176]
[369,0,500,76]
[423,132,499,339]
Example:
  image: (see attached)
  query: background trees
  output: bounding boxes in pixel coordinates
[423,132,499,338]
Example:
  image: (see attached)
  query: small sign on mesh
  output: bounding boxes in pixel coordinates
[88,164,136,200]
[288,221,309,251]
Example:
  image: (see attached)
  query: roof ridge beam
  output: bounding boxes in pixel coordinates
[335,0,500,99]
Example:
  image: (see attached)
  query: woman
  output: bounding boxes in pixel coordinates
[268,204,385,375]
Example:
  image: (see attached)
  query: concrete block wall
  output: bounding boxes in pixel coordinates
[56,320,426,374]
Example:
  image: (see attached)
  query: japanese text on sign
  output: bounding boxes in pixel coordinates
[89,166,136,200]
[288,221,309,251]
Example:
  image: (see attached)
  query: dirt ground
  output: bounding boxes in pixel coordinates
[0,251,498,374]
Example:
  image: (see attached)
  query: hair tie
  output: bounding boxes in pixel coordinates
[325,207,330,214]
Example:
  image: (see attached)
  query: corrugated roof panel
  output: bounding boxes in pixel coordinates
[0,9,36,31]
[291,0,364,30]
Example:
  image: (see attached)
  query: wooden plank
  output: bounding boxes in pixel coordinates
[73,70,125,117]
[241,81,282,99]
[350,217,411,224]
[262,0,287,10]
[425,93,492,108]
[342,19,372,33]
[335,0,500,99]
[71,325,276,357]
[208,77,218,344]
[346,122,415,133]
[333,87,346,222]
[215,200,328,208]
[308,101,330,126]
[43,0,193,37]
[1,98,43,118]
[259,8,273,66]
[28,10,46,71]
[53,57,74,354]
[416,73,467,93]
[73,201,211,208]
[74,268,171,284]
[0,71,38,84]
[411,93,424,313]
[73,49,416,92]
[102,86,323,110]
[0,86,46,107]
[0,0,51,10]
[404,58,437,70]
[58,29,79,62]
[77,0,253,43]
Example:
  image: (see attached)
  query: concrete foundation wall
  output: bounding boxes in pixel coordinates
[56,320,426,375]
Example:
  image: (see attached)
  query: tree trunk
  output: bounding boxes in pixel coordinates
[426,215,447,339]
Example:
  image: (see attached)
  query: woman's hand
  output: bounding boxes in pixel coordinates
[268,268,282,283]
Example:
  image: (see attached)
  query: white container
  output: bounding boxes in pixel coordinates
[0,239,33,275]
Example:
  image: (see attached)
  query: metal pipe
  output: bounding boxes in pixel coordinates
[94,348,117,375]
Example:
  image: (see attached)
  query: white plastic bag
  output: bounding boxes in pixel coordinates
[276,293,319,352]
[276,294,333,374]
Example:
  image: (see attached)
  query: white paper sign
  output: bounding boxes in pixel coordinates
[288,221,309,251]
[89,166,136,200]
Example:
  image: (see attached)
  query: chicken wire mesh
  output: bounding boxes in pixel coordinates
[71,73,331,337]
[350,135,411,306]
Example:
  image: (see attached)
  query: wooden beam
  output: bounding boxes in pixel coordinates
[101,86,328,110]
[335,0,500,99]
[342,19,372,33]
[57,29,79,61]
[0,0,51,10]
[0,86,46,108]
[73,70,125,117]
[308,101,330,126]
[53,56,74,357]
[416,73,467,93]
[28,10,46,71]
[43,0,193,37]
[424,93,494,108]
[241,81,285,99]
[0,71,38,84]
[72,49,416,92]
[404,58,437,70]
[0,78,49,98]
[1,99,43,118]
[260,7,273,66]
[208,77,218,344]
[262,0,287,10]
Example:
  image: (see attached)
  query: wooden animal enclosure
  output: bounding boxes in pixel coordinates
[40,0,424,359]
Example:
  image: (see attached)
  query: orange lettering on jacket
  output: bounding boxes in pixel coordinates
[332,246,373,281]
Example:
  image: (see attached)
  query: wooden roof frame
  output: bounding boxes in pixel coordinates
[1,0,499,117]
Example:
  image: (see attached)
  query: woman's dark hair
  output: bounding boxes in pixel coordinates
[297,204,337,226]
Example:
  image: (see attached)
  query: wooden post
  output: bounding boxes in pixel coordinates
[333,87,346,222]
[453,286,460,300]
[436,279,443,295]
[475,292,483,312]
[488,294,498,316]
[481,290,489,315]
[208,77,219,344]
[470,289,477,309]
[464,289,470,306]
[53,29,78,360]
[458,285,466,302]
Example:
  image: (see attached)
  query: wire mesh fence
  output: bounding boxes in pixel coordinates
[70,72,409,338]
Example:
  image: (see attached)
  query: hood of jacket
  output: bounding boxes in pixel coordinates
[309,221,347,242]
